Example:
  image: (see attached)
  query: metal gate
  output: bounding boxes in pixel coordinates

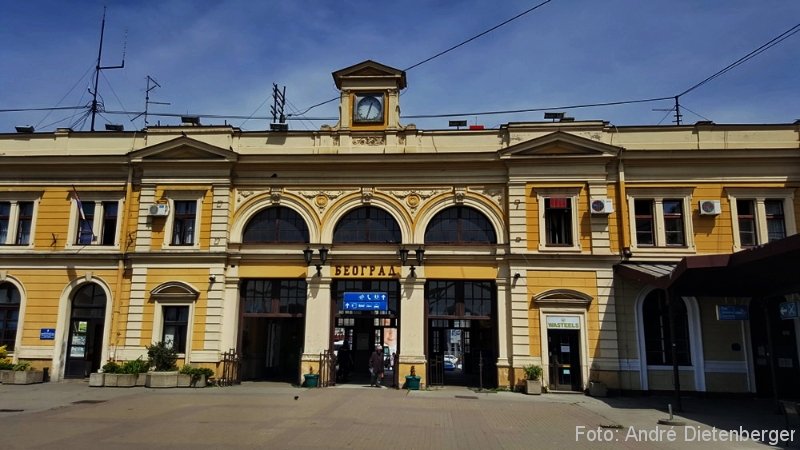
[428,354,444,386]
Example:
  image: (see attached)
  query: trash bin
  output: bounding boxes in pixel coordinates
[304,373,319,388]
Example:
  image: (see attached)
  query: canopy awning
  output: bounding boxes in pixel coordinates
[615,233,800,298]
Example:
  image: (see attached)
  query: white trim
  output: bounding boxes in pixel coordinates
[538,309,589,391]
[727,189,796,251]
[414,194,505,246]
[0,194,40,248]
[634,287,705,391]
[163,191,205,249]
[230,193,320,244]
[66,195,124,249]
[321,193,411,244]
[704,360,748,373]
[52,277,114,381]
[0,275,26,360]
[534,187,581,252]
[626,189,696,252]
[151,302,195,361]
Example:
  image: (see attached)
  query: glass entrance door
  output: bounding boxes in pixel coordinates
[64,284,106,379]
[547,329,582,391]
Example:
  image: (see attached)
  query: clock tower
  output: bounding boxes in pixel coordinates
[332,60,407,131]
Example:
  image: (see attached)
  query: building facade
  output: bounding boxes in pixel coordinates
[1,61,798,396]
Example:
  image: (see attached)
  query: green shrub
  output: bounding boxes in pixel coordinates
[121,357,149,374]
[0,359,13,370]
[12,362,31,371]
[180,365,214,383]
[146,341,178,372]
[102,361,122,374]
[522,364,542,381]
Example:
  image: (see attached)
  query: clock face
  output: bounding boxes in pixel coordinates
[354,94,383,123]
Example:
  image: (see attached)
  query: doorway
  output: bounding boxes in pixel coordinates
[64,284,106,379]
[332,279,400,386]
[547,329,582,391]
[238,279,307,382]
[750,297,800,399]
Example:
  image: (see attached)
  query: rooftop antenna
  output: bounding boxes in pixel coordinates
[269,83,288,131]
[89,7,125,131]
[133,75,170,128]
[653,96,683,126]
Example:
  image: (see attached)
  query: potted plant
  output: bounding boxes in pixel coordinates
[191,367,214,387]
[121,357,149,386]
[102,361,136,387]
[588,374,608,397]
[9,362,44,385]
[178,365,195,387]
[145,341,179,388]
[523,364,542,395]
[404,365,420,390]
[303,366,319,388]
[0,345,14,384]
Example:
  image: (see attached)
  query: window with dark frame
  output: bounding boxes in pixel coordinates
[0,202,9,244]
[0,282,21,351]
[765,199,786,242]
[242,206,309,243]
[634,199,655,246]
[15,201,33,245]
[544,197,573,246]
[162,305,189,353]
[642,290,691,366]
[426,280,494,319]
[241,279,308,316]
[332,206,401,244]
[76,201,95,245]
[171,200,197,246]
[424,206,497,244]
[100,201,118,246]
[662,199,685,246]
[736,199,757,247]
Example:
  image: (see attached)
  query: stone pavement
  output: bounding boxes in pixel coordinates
[0,381,797,449]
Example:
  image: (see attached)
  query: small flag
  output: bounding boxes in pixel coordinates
[72,185,94,240]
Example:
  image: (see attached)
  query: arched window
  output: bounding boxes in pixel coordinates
[333,206,401,244]
[0,282,21,350]
[642,289,691,366]
[425,206,497,244]
[243,207,309,244]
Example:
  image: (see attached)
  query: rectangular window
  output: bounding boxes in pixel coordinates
[162,306,189,353]
[171,201,197,246]
[662,199,685,246]
[544,197,573,246]
[765,199,786,242]
[74,200,119,246]
[0,200,35,246]
[426,280,494,319]
[736,199,757,247]
[241,279,309,316]
[633,199,654,246]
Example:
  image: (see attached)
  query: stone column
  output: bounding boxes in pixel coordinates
[301,269,332,379]
[399,267,426,385]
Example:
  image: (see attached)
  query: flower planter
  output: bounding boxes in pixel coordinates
[589,381,608,397]
[145,371,178,388]
[89,372,105,387]
[177,373,192,388]
[404,375,421,390]
[9,370,44,385]
[303,373,319,387]
[525,379,542,395]
[135,373,147,386]
[191,376,207,388]
[0,370,13,384]
[104,373,136,387]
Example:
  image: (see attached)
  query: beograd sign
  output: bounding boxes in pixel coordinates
[333,264,400,278]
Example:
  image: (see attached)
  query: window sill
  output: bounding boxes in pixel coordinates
[537,245,582,253]
[646,365,694,371]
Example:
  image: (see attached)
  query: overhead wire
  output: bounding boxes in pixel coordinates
[34,64,95,129]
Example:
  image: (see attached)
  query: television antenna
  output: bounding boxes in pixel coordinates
[133,75,170,127]
[653,96,683,126]
[89,7,125,131]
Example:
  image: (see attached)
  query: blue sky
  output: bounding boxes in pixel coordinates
[1,0,798,132]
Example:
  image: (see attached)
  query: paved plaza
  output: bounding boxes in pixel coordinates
[0,381,797,449]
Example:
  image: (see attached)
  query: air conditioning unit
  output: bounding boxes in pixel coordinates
[699,200,721,215]
[590,198,614,214]
[148,203,170,217]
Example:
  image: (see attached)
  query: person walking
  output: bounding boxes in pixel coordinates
[369,345,384,387]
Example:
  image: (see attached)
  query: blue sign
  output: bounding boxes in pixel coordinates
[40,328,56,340]
[343,292,388,311]
[716,305,749,321]
[779,301,799,320]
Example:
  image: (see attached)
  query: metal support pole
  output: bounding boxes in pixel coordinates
[762,299,781,413]
[666,289,683,412]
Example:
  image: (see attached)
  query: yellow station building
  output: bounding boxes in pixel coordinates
[1,61,799,397]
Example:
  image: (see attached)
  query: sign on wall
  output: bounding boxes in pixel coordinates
[343,292,388,311]
[39,328,56,340]
[546,316,580,329]
[716,305,749,321]
[779,301,799,320]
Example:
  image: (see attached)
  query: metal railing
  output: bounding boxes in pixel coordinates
[428,355,444,386]
[318,350,336,387]
[218,349,241,386]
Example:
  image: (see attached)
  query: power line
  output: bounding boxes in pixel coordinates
[404,0,554,71]
[0,106,87,113]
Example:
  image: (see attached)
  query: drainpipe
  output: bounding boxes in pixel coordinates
[111,165,134,359]
[616,155,630,256]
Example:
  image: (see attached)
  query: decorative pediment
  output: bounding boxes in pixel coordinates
[332,60,407,89]
[533,289,593,308]
[150,281,199,302]
[499,131,621,158]
[130,136,238,163]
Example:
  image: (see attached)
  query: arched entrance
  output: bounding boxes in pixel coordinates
[64,284,107,378]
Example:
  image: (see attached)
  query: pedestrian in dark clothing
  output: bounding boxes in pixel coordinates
[369,345,384,387]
